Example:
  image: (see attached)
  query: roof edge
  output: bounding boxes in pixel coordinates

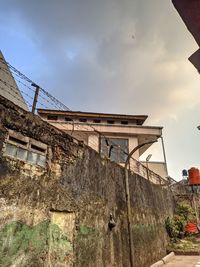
[37,109,148,122]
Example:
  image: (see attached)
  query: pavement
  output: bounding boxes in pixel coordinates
[165,256,200,267]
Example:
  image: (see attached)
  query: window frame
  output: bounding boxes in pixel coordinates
[4,129,47,167]
[100,137,129,164]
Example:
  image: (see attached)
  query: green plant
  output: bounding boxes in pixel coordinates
[165,217,180,240]
[176,202,196,222]
[165,202,196,241]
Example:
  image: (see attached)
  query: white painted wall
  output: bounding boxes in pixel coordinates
[88,134,99,151]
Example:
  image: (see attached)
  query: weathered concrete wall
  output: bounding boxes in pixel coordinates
[0,96,174,267]
[0,51,28,111]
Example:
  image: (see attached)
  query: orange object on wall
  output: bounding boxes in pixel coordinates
[185,223,198,234]
[188,167,200,185]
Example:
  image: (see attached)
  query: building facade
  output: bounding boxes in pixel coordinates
[38,109,168,181]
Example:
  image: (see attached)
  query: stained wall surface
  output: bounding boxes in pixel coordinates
[0,96,174,267]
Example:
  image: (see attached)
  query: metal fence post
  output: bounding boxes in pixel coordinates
[31,83,40,114]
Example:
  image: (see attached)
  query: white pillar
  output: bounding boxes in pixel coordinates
[88,134,99,152]
[129,137,139,160]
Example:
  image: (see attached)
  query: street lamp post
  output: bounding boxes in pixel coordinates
[124,140,157,267]
[146,154,152,181]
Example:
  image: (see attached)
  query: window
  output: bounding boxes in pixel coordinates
[93,119,101,123]
[100,137,128,163]
[5,143,18,157]
[121,121,128,125]
[79,118,87,123]
[8,136,27,146]
[107,120,115,124]
[31,144,46,153]
[47,115,58,121]
[65,117,73,122]
[4,130,47,167]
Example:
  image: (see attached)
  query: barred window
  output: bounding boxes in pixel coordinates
[100,137,128,163]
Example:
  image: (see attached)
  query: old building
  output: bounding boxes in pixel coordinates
[38,109,168,181]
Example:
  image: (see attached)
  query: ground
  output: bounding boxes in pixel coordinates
[165,256,200,267]
[167,236,200,254]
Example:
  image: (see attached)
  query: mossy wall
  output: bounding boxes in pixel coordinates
[0,220,73,267]
[0,96,174,267]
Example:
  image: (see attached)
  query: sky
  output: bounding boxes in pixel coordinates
[0,0,200,180]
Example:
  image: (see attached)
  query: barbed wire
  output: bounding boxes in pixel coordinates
[0,78,33,108]
[0,77,57,112]
[0,57,167,185]
[0,58,131,157]
[0,64,65,111]
[0,84,32,109]
[0,58,69,111]
[0,61,117,158]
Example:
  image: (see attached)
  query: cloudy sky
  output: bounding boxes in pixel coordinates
[0,0,200,179]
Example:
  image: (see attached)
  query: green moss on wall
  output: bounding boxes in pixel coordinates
[0,220,49,266]
[79,225,98,237]
[0,221,73,267]
[75,225,103,265]
[132,223,164,247]
[49,223,73,263]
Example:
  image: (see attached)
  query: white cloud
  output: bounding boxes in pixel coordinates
[0,0,200,179]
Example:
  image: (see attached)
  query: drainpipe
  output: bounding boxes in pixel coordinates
[124,140,157,267]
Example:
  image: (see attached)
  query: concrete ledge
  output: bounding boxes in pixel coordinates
[150,252,175,267]
[150,260,164,267]
[162,252,175,264]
